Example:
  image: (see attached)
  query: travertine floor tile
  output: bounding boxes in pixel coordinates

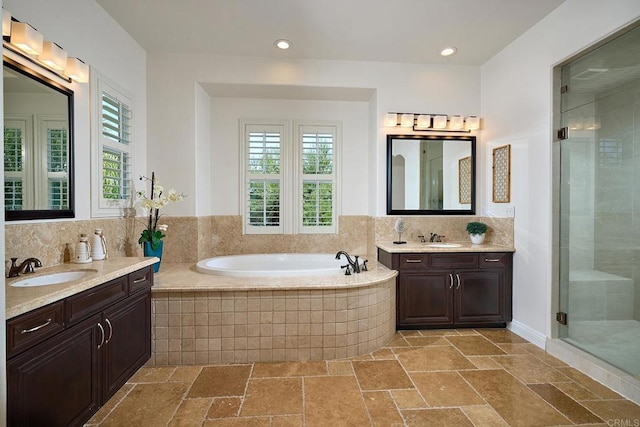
[251,361,327,378]
[202,417,270,426]
[446,335,507,355]
[352,360,414,390]
[241,378,303,416]
[528,383,603,424]
[304,376,370,426]
[362,391,404,426]
[462,405,509,426]
[128,366,176,383]
[402,408,474,426]
[404,336,449,347]
[410,371,485,407]
[492,354,570,383]
[390,389,428,409]
[477,328,529,344]
[208,397,242,418]
[169,398,212,426]
[189,365,252,398]
[556,367,624,399]
[468,355,503,370]
[327,360,353,376]
[397,345,476,371]
[461,369,572,426]
[169,366,203,383]
[86,383,133,425]
[581,399,640,422]
[101,383,189,426]
[552,381,600,401]
[271,415,304,426]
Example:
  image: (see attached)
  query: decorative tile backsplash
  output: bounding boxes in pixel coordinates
[5,215,513,272]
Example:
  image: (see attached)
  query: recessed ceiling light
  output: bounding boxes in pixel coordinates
[440,47,457,57]
[274,39,292,50]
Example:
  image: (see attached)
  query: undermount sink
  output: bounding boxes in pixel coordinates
[10,270,97,287]
[425,243,463,248]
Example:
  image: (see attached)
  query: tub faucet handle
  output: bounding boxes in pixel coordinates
[361,259,369,271]
[341,264,352,275]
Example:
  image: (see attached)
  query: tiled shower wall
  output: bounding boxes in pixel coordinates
[593,79,640,319]
[5,215,514,271]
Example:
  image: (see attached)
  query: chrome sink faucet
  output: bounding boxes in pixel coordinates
[7,257,43,278]
[429,233,445,242]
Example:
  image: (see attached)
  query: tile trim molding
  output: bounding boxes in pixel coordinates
[508,320,546,349]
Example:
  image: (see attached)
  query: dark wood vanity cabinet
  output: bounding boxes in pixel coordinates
[6,266,153,427]
[378,250,512,328]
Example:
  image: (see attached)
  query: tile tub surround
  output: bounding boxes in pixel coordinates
[86,329,640,426]
[149,262,397,364]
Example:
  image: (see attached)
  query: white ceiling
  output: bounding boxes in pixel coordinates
[95,0,566,66]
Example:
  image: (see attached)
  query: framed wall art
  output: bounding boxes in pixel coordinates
[492,144,511,203]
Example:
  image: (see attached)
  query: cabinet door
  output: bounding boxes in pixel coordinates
[7,315,102,427]
[102,289,151,400]
[398,271,453,327]
[454,270,506,325]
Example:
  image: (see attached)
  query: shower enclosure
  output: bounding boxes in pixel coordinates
[557,23,640,378]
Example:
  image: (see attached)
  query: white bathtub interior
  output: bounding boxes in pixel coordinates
[196,253,347,277]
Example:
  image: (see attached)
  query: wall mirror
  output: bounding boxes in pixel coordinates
[3,57,74,220]
[387,134,475,215]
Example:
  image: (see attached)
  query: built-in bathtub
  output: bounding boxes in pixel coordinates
[150,254,397,365]
[196,253,345,277]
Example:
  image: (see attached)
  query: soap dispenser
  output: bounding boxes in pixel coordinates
[90,228,108,260]
[74,234,92,264]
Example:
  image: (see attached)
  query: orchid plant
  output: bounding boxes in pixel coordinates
[137,172,185,250]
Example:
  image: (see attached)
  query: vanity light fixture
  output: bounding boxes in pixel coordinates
[65,57,89,83]
[384,112,481,132]
[274,39,292,50]
[400,113,414,128]
[384,113,398,127]
[433,115,448,129]
[466,116,480,130]
[440,47,457,57]
[449,115,464,130]
[10,21,43,55]
[40,41,68,71]
[2,9,11,37]
[3,12,90,83]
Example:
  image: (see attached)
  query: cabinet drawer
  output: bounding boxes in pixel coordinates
[66,277,128,325]
[428,253,478,269]
[479,253,510,269]
[7,301,64,357]
[129,266,153,294]
[398,254,430,269]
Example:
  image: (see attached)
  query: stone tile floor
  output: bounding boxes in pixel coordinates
[86,328,640,426]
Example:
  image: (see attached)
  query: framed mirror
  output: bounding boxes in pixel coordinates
[387,134,475,215]
[3,57,74,220]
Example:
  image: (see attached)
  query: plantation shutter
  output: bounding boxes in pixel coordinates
[299,125,337,233]
[45,121,69,210]
[4,122,25,211]
[244,124,284,234]
[99,84,132,204]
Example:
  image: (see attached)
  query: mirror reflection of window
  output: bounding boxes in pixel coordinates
[3,60,73,219]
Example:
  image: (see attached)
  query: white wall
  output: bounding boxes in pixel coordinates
[210,97,370,216]
[481,0,640,342]
[4,0,147,220]
[146,54,480,217]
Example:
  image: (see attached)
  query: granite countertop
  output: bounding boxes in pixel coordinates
[376,241,515,253]
[152,259,398,292]
[6,257,158,319]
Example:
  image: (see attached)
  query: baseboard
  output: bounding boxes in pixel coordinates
[508,320,546,349]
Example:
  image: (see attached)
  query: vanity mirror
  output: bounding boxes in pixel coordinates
[3,58,74,220]
[387,134,475,215]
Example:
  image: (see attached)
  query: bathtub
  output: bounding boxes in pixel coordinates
[149,256,398,365]
[196,253,346,277]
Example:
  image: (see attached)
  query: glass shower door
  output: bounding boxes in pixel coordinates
[557,24,640,377]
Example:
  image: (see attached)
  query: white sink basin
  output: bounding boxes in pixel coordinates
[10,270,97,287]
[425,243,462,248]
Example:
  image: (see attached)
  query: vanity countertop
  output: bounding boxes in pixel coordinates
[5,257,158,319]
[376,241,515,253]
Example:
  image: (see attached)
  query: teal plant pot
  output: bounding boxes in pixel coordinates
[143,240,163,273]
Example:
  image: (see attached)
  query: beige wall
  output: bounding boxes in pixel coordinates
[5,215,513,273]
